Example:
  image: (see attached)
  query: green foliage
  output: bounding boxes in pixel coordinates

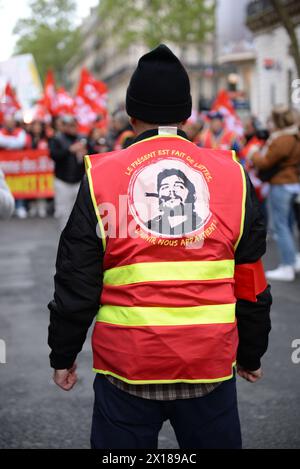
[13,0,81,84]
[98,0,215,49]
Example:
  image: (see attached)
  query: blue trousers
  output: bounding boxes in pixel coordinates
[90,374,242,449]
[269,185,297,265]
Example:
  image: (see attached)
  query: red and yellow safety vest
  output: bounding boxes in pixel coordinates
[200,128,237,151]
[85,133,246,384]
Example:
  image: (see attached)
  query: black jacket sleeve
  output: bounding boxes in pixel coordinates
[48,176,103,369]
[234,170,272,371]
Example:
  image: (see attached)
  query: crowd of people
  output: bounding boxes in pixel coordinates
[1,104,300,281]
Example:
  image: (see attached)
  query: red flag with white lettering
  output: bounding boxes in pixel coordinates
[52,87,75,116]
[43,70,57,114]
[77,68,108,115]
[74,68,108,133]
[73,95,99,135]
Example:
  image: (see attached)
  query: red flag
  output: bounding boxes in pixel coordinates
[30,98,51,122]
[73,95,98,135]
[43,70,57,114]
[52,87,75,116]
[74,68,108,134]
[77,68,108,115]
[211,89,243,136]
[0,82,21,118]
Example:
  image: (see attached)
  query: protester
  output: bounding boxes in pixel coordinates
[251,106,300,281]
[48,115,86,230]
[0,167,15,219]
[87,126,110,154]
[48,44,271,450]
[198,111,241,153]
[241,116,270,224]
[27,119,49,218]
[29,120,48,150]
[0,115,30,218]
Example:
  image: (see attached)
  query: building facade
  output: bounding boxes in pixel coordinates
[66,4,219,112]
[216,0,255,115]
[246,0,300,122]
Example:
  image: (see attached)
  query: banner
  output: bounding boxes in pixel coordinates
[0,149,54,199]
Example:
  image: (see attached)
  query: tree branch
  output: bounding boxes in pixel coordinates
[270,0,300,77]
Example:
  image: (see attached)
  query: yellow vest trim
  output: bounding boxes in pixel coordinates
[93,363,236,384]
[96,303,236,326]
[104,259,234,286]
[231,150,247,250]
[84,155,106,251]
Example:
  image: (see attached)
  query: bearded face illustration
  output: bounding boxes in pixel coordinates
[129,158,211,239]
[147,169,202,236]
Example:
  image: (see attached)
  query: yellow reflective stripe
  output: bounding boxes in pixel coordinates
[104,260,234,286]
[96,303,235,326]
[130,133,188,148]
[92,363,236,384]
[84,155,106,251]
[232,152,247,250]
[231,149,238,162]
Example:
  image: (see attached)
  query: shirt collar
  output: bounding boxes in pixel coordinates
[132,127,188,145]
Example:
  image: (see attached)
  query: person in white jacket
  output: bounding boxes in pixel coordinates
[0,115,27,218]
[0,168,15,219]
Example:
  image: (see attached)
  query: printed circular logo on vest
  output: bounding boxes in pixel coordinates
[128,158,211,238]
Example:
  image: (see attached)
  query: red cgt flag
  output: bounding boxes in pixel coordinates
[42,71,75,117]
[73,95,98,135]
[0,82,21,118]
[74,68,108,134]
[53,87,75,116]
[33,97,51,122]
[43,70,57,114]
[77,67,108,115]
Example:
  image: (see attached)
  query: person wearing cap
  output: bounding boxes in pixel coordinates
[49,115,87,230]
[48,45,272,449]
[199,111,241,153]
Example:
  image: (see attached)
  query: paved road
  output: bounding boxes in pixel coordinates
[0,217,299,449]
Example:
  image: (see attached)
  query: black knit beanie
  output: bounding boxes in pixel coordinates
[126,44,192,124]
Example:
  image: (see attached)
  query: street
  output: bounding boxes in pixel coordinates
[0,217,300,449]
